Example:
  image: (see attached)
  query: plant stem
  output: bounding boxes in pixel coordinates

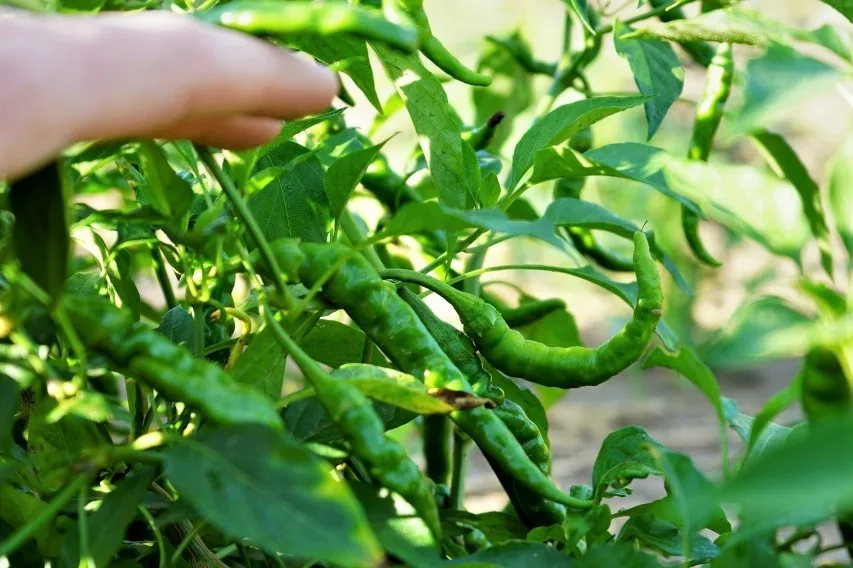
[195,145,294,310]
[340,210,385,271]
[153,248,176,309]
[595,0,701,35]
[275,387,317,409]
[449,432,469,510]
[0,474,90,558]
[78,484,91,568]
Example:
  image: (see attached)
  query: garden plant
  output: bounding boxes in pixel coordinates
[3,0,853,566]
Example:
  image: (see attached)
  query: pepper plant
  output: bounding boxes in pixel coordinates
[3,0,853,566]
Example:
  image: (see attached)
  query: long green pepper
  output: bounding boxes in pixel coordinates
[681,42,734,267]
[400,288,567,526]
[62,296,282,430]
[262,312,442,539]
[383,232,663,389]
[296,244,591,509]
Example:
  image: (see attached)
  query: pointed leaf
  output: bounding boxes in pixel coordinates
[592,426,664,500]
[617,514,719,562]
[137,141,194,218]
[828,133,853,258]
[325,142,387,220]
[165,424,382,567]
[508,95,648,189]
[231,326,287,400]
[614,20,684,139]
[155,306,194,348]
[331,364,454,415]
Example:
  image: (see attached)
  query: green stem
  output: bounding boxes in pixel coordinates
[153,248,176,310]
[170,521,206,566]
[340,210,385,271]
[138,506,167,568]
[77,484,90,568]
[595,0,700,34]
[195,145,294,310]
[0,474,90,558]
[449,432,469,510]
[275,387,317,409]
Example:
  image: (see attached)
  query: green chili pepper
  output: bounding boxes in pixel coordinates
[199,1,420,53]
[647,0,715,66]
[384,0,492,86]
[423,414,452,486]
[297,244,591,509]
[63,296,282,430]
[264,311,442,539]
[553,178,633,272]
[400,288,563,526]
[381,232,662,388]
[681,43,733,267]
[480,291,567,329]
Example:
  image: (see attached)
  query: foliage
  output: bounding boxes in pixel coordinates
[2,0,853,566]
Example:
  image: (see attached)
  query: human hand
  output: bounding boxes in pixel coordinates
[0,8,338,180]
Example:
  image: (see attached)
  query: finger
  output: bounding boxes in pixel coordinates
[153,115,282,150]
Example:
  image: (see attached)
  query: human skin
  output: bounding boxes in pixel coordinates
[0,8,338,181]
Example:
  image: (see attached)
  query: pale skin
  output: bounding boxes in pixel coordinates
[0,8,338,181]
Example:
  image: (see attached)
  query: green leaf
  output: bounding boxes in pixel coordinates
[728,42,843,137]
[325,142,387,221]
[508,95,648,190]
[479,172,502,208]
[0,376,19,454]
[719,417,853,535]
[488,369,550,445]
[0,482,62,557]
[165,424,382,567]
[351,483,441,568]
[721,397,794,464]
[446,541,575,566]
[137,141,194,218]
[592,426,664,500]
[373,45,475,210]
[579,143,811,259]
[750,130,834,275]
[439,510,528,545]
[230,326,287,400]
[745,374,802,462]
[248,141,332,245]
[699,296,814,368]
[574,543,664,567]
[299,320,387,369]
[155,306,194,348]
[828,133,853,258]
[286,36,382,111]
[331,364,454,415]
[62,466,156,567]
[473,32,535,152]
[614,20,684,139]
[9,161,70,303]
[641,346,726,449]
[617,515,719,562]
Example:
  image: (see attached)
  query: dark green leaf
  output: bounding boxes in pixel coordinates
[9,161,69,303]
[575,543,664,567]
[592,426,664,500]
[614,20,684,139]
[446,541,575,566]
[325,142,386,220]
[230,327,287,400]
[62,465,156,567]
[508,95,648,190]
[155,306,194,348]
[729,42,842,137]
[617,514,718,562]
[137,141,195,218]
[439,510,528,545]
[654,448,731,535]
[286,36,382,111]
[299,320,387,368]
[248,141,331,245]
[721,397,794,464]
[373,45,475,210]
[165,424,382,566]
[0,376,19,454]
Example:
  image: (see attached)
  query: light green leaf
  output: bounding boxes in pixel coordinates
[446,541,575,566]
[325,142,387,220]
[373,45,475,210]
[165,424,382,567]
[479,172,502,208]
[137,141,194,218]
[592,426,664,500]
[614,20,684,139]
[299,320,388,369]
[751,130,834,275]
[828,133,853,258]
[331,364,454,415]
[508,96,648,190]
[728,42,843,137]
[575,543,664,567]
[231,327,287,400]
[617,514,719,562]
[721,397,794,464]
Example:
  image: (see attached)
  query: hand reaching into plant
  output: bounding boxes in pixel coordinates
[0,8,338,180]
